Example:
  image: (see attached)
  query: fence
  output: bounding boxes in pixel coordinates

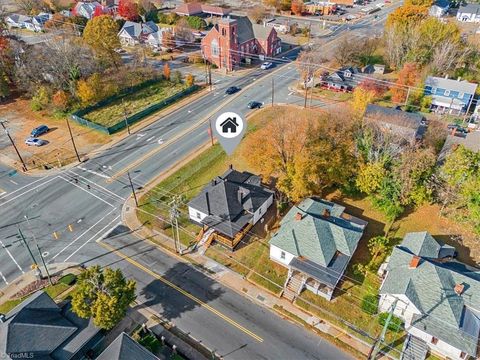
[71,82,199,135]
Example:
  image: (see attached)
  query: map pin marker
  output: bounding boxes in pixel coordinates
[213,112,246,155]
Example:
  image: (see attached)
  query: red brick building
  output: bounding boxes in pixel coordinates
[201,16,282,71]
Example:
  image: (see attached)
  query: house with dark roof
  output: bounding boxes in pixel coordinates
[364,104,427,145]
[457,3,480,22]
[322,66,362,92]
[379,232,480,360]
[429,0,450,17]
[201,16,281,71]
[269,198,367,301]
[5,14,32,29]
[0,291,103,360]
[188,166,274,249]
[424,76,478,114]
[118,21,159,46]
[96,332,161,360]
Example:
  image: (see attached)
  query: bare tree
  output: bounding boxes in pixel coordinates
[175,18,194,46]
[431,39,472,75]
[247,5,267,24]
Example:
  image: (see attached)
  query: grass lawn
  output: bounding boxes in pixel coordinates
[311,88,353,102]
[83,81,187,127]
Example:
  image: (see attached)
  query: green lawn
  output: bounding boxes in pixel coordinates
[83,81,187,127]
[311,87,353,102]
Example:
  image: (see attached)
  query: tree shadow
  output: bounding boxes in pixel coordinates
[379,333,406,358]
[138,261,225,320]
[434,234,478,267]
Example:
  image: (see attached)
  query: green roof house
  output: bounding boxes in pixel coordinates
[379,232,480,360]
[269,198,367,301]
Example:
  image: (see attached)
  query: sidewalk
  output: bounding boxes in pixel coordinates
[122,196,376,359]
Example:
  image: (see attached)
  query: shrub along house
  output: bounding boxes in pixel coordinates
[201,16,282,71]
[424,76,478,114]
[188,166,274,250]
[379,232,480,360]
[269,198,367,301]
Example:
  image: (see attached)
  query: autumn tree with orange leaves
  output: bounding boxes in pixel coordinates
[391,63,418,104]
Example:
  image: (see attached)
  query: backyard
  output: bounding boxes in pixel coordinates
[83,80,188,127]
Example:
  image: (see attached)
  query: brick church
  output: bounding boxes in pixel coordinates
[201,16,282,71]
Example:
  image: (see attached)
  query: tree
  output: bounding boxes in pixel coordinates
[352,79,387,116]
[185,73,195,86]
[391,62,418,104]
[162,30,175,49]
[163,63,171,80]
[386,5,428,30]
[186,16,206,30]
[0,71,9,100]
[83,15,121,68]
[71,266,136,330]
[291,0,304,15]
[356,162,385,195]
[175,17,194,44]
[118,0,140,21]
[172,70,182,84]
[52,90,69,111]
[76,73,102,106]
[30,86,50,111]
[368,236,389,264]
[247,5,267,24]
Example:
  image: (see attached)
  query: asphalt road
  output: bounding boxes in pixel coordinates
[0,11,391,358]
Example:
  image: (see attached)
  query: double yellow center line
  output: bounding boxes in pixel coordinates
[98,241,264,343]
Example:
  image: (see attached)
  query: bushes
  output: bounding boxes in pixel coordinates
[138,334,161,353]
[30,86,50,111]
[361,294,379,315]
[186,16,206,30]
[378,312,404,332]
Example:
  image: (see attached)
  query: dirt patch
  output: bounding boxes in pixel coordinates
[0,97,109,170]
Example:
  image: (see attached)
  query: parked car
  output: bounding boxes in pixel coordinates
[25,137,47,146]
[30,125,49,137]
[247,101,263,109]
[225,86,240,95]
[261,62,273,70]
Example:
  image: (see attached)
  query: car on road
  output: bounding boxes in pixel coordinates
[447,124,468,135]
[31,125,49,137]
[25,137,47,146]
[260,62,273,70]
[225,86,240,95]
[247,101,263,109]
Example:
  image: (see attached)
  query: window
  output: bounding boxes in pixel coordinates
[280,251,286,260]
[431,87,437,94]
[458,92,464,99]
[196,212,201,219]
[259,207,262,215]
[431,337,439,345]
[460,352,467,359]
[211,39,219,57]
[444,90,450,96]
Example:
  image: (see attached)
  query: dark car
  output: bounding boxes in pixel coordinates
[31,125,49,137]
[225,86,240,95]
[247,101,263,109]
[447,124,468,133]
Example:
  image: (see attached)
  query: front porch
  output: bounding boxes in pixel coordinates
[282,267,334,302]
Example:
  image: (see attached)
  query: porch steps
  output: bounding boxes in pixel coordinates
[401,335,428,360]
[283,288,296,302]
[287,275,304,294]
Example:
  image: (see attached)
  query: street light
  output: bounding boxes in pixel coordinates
[24,215,53,285]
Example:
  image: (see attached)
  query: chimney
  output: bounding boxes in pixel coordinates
[205,192,211,215]
[0,314,5,323]
[229,164,233,170]
[454,283,465,295]
[409,256,421,269]
[322,208,331,218]
[295,212,303,221]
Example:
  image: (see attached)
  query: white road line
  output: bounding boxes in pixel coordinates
[77,166,111,179]
[0,175,48,199]
[0,239,24,274]
[146,136,155,142]
[50,207,117,260]
[9,180,18,185]
[67,170,124,201]
[0,176,58,207]
[0,270,8,285]
[58,175,115,207]
[63,215,121,262]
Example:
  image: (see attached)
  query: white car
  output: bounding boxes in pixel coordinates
[25,137,47,146]
[261,62,273,70]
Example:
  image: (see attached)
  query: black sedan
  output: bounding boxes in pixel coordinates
[225,86,240,95]
[247,101,263,109]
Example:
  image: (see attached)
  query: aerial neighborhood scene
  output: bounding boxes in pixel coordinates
[1,0,480,359]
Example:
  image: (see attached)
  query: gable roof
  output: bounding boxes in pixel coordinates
[458,3,480,14]
[270,198,366,267]
[188,168,274,238]
[119,21,158,39]
[425,76,478,95]
[215,16,275,44]
[6,14,31,25]
[380,233,480,356]
[97,333,160,360]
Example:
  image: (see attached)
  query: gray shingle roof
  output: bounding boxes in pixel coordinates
[269,198,366,267]
[380,233,480,356]
[458,3,480,14]
[425,76,478,95]
[188,168,273,238]
[97,333,160,360]
[119,21,158,39]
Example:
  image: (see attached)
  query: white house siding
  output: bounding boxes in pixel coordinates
[457,12,480,22]
[269,244,295,266]
[378,293,420,327]
[252,194,273,225]
[408,326,466,360]
[188,206,208,223]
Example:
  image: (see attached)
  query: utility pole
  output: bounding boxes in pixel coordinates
[462,95,474,124]
[271,77,274,107]
[17,228,39,270]
[122,99,131,135]
[304,79,308,108]
[0,120,27,171]
[169,196,181,254]
[127,171,138,207]
[65,117,81,163]
[24,215,53,285]
[208,62,212,91]
[404,86,411,106]
[369,298,399,360]
[208,119,214,146]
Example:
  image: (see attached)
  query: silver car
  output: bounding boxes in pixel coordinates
[25,137,47,146]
